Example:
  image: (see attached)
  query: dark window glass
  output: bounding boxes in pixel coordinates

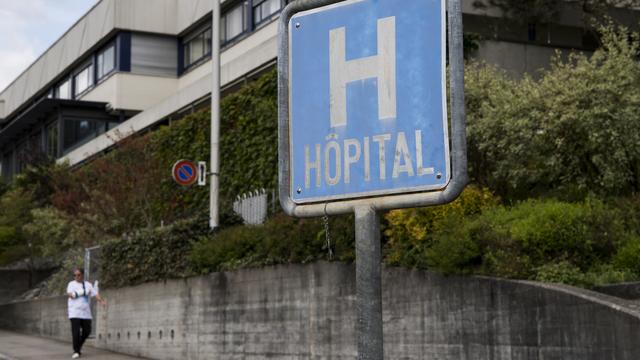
[108,121,120,131]
[1,152,13,180]
[15,141,29,173]
[63,118,99,151]
[46,121,59,158]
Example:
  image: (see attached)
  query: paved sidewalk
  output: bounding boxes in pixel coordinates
[0,330,146,360]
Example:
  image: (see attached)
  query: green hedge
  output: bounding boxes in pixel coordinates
[100,217,207,288]
[383,186,499,268]
[423,198,639,286]
[190,213,354,273]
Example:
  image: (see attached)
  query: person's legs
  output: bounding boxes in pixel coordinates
[70,318,81,354]
[78,319,92,353]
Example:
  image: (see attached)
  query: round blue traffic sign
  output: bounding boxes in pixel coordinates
[172,160,198,186]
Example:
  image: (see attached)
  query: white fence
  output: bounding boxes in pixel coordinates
[233,189,272,225]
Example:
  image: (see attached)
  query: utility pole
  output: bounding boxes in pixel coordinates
[209,0,221,229]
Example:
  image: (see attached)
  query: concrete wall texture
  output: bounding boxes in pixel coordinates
[0,269,53,304]
[2,262,640,359]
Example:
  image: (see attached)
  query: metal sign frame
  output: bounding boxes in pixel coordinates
[278,0,468,218]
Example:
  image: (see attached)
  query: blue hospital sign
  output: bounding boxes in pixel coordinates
[289,0,448,204]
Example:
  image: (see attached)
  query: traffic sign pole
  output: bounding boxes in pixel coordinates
[355,205,383,360]
[210,0,221,229]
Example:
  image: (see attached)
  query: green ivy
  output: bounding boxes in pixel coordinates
[100,217,207,288]
[149,69,278,218]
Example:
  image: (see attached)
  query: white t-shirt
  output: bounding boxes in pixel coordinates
[66,280,97,319]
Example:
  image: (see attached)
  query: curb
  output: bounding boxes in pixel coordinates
[0,353,18,360]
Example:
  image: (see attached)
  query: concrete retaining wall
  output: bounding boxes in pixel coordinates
[594,282,640,300]
[0,269,53,304]
[2,262,640,359]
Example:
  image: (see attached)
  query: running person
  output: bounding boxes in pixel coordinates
[67,268,106,358]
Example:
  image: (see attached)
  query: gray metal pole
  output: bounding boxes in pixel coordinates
[209,0,221,229]
[355,205,383,360]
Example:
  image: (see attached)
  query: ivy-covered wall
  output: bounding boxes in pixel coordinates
[150,69,279,218]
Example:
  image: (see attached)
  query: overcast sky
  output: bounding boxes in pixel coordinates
[0,0,98,92]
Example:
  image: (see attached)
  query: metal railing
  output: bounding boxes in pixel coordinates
[233,188,276,225]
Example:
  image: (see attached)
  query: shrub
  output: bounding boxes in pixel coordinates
[534,261,587,287]
[613,236,640,276]
[383,186,498,267]
[425,198,629,283]
[465,24,640,201]
[100,217,208,288]
[190,213,354,273]
[41,248,85,296]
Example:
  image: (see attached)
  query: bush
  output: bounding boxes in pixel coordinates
[41,248,84,296]
[534,261,589,287]
[100,217,208,288]
[613,236,640,276]
[425,198,630,284]
[465,24,640,201]
[190,213,354,273]
[383,186,498,267]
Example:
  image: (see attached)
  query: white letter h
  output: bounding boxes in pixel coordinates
[329,16,397,128]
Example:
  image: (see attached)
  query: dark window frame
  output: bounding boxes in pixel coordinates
[45,120,59,159]
[221,1,249,46]
[182,25,213,71]
[252,0,282,28]
[73,61,95,98]
[61,116,106,154]
[56,77,73,100]
[96,41,117,82]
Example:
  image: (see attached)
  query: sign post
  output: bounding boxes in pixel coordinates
[210,0,221,229]
[355,205,383,358]
[278,0,467,358]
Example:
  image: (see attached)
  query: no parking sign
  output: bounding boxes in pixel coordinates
[172,160,207,187]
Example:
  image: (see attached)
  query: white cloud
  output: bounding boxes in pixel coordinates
[0,0,98,92]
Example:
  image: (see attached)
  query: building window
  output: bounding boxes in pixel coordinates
[1,152,13,180]
[97,43,116,80]
[63,118,99,152]
[183,27,212,68]
[46,121,59,158]
[15,141,29,173]
[221,2,247,43]
[253,0,281,26]
[57,78,72,100]
[74,63,94,97]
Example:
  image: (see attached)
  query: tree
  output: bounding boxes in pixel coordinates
[51,133,170,238]
[465,23,640,200]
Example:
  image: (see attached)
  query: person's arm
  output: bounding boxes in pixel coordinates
[87,283,107,305]
[67,283,76,299]
[95,292,107,306]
